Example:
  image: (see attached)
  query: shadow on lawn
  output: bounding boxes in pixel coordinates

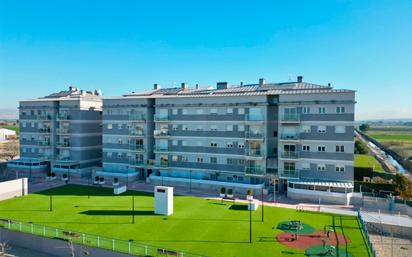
[80,210,155,216]
[229,205,248,211]
[142,239,250,244]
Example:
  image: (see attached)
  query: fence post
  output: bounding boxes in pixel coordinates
[112,239,115,251]
[82,234,85,244]
[43,225,46,236]
[145,245,147,256]
[19,222,22,232]
[55,228,58,237]
[97,236,100,247]
[31,223,34,234]
[7,220,10,229]
[128,241,131,254]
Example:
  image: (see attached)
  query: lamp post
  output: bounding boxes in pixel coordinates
[132,195,135,224]
[189,170,192,193]
[87,176,90,199]
[261,187,264,222]
[249,199,252,244]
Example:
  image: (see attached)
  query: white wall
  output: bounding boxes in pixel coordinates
[0,178,28,201]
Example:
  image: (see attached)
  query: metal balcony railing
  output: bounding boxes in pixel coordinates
[280,151,299,159]
[129,114,145,121]
[129,130,145,136]
[244,166,264,175]
[280,114,300,122]
[38,127,51,133]
[245,131,263,139]
[38,141,51,147]
[154,115,169,121]
[56,114,70,120]
[37,114,52,120]
[154,146,169,152]
[245,148,263,157]
[129,144,145,152]
[245,114,264,122]
[156,161,169,168]
[154,130,170,137]
[280,169,300,178]
[129,159,145,166]
[280,133,300,140]
[56,128,70,134]
[57,142,70,147]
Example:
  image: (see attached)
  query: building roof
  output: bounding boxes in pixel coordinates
[114,77,354,99]
[21,87,102,102]
[290,180,354,188]
[0,128,16,134]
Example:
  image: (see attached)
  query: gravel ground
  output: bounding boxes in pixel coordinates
[370,234,412,257]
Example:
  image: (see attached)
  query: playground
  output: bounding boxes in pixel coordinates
[0,184,372,257]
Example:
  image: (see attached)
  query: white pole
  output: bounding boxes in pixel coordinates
[19,222,22,232]
[145,245,147,255]
[43,226,46,236]
[128,241,131,254]
[112,239,115,251]
[31,224,34,234]
[97,236,100,247]
[55,228,58,237]
[82,234,85,244]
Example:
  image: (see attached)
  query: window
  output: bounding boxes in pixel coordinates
[182,109,188,115]
[210,142,217,147]
[336,145,345,152]
[118,124,123,129]
[238,159,245,165]
[117,138,123,144]
[317,164,326,171]
[22,148,26,153]
[22,122,26,128]
[117,153,122,158]
[172,140,178,146]
[196,109,203,114]
[238,125,245,132]
[318,107,326,114]
[302,145,310,151]
[197,157,203,163]
[227,158,234,165]
[238,108,245,114]
[238,142,245,148]
[210,125,217,131]
[196,125,203,131]
[336,106,345,113]
[302,125,311,133]
[107,124,113,129]
[318,146,326,152]
[172,124,178,130]
[172,155,178,162]
[335,126,346,133]
[172,109,178,115]
[183,125,188,131]
[335,165,345,172]
[302,107,310,114]
[227,108,233,114]
[226,142,234,148]
[181,156,188,162]
[210,108,217,114]
[31,122,35,128]
[210,157,217,164]
[226,125,233,131]
[317,126,326,133]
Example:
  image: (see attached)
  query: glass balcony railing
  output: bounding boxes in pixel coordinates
[56,114,70,120]
[281,114,300,122]
[281,169,300,178]
[56,128,70,134]
[38,141,51,147]
[245,131,263,139]
[129,114,145,121]
[154,115,169,121]
[37,114,52,120]
[280,133,300,140]
[154,145,169,152]
[129,144,145,152]
[280,151,299,159]
[245,114,264,122]
[244,166,264,175]
[245,148,263,157]
[129,159,145,166]
[56,156,70,161]
[156,161,169,168]
[129,130,145,136]
[38,127,51,133]
[57,142,70,147]
[154,130,170,137]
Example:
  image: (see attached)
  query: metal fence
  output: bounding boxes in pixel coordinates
[0,218,210,257]
[358,211,378,257]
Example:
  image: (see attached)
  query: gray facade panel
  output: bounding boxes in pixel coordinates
[300,126,354,141]
[169,161,244,173]
[299,151,353,161]
[300,113,354,122]
[299,164,353,181]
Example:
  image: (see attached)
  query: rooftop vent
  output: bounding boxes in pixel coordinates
[181,82,188,90]
[297,76,303,83]
[259,78,265,87]
[154,83,161,90]
[216,82,228,90]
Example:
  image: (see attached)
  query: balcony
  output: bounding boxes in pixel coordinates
[156,161,169,168]
[38,141,51,147]
[129,144,145,152]
[129,130,145,137]
[280,169,300,178]
[244,166,264,175]
[154,130,170,137]
[280,151,299,159]
[154,145,169,153]
[129,159,145,166]
[245,131,264,140]
[56,128,70,134]
[245,148,263,157]
[245,114,264,123]
[154,115,169,122]
[280,114,300,123]
[38,127,51,133]
[56,156,70,161]
[129,114,145,122]
[57,142,70,148]
[37,114,52,120]
[280,133,300,141]
[56,114,70,120]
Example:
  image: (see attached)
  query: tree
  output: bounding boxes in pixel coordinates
[0,140,19,160]
[354,140,368,154]
[359,124,370,132]
[393,173,412,199]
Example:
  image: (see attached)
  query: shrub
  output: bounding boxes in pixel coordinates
[247,189,253,196]
[220,187,226,194]
[51,172,56,177]
[47,172,52,177]
[355,140,368,154]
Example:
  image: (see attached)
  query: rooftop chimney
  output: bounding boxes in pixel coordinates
[297,76,303,83]
[195,83,199,89]
[181,82,188,90]
[259,78,265,87]
[154,83,160,90]
[217,82,228,90]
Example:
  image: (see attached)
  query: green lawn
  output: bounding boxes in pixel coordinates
[355,154,385,172]
[0,185,372,257]
[367,132,412,142]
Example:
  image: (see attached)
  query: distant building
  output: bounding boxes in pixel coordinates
[8,87,102,179]
[0,128,16,141]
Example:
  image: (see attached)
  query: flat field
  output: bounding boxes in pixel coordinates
[0,185,372,257]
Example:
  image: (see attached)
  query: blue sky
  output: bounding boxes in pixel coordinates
[0,0,411,120]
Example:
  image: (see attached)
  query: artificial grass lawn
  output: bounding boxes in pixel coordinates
[355,154,385,172]
[0,185,372,257]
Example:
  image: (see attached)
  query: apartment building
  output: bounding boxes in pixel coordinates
[97,77,355,203]
[8,87,102,179]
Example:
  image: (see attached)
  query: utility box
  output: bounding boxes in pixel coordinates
[154,186,173,216]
